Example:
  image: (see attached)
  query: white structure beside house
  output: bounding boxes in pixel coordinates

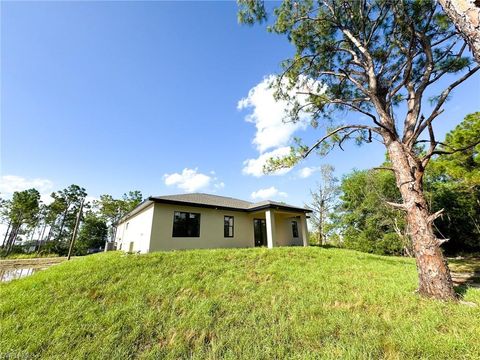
[114,193,311,253]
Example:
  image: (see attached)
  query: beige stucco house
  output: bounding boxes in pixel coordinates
[114,193,311,253]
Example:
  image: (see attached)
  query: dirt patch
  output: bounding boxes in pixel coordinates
[0,257,66,269]
[448,257,480,288]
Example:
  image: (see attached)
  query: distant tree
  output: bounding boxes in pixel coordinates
[75,212,108,255]
[425,112,480,253]
[95,191,143,241]
[1,189,41,255]
[34,204,49,244]
[332,170,410,256]
[427,112,480,187]
[308,165,339,245]
[332,112,479,256]
[238,0,479,300]
[0,197,11,248]
[122,191,143,213]
[49,185,87,242]
[438,0,480,63]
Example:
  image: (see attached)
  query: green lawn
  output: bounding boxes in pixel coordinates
[1,248,479,359]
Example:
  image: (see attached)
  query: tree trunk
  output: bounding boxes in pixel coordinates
[2,221,11,248]
[29,223,38,241]
[438,0,480,64]
[36,223,47,252]
[57,209,68,241]
[5,224,20,255]
[46,223,53,241]
[318,213,323,246]
[387,141,457,300]
[111,225,118,242]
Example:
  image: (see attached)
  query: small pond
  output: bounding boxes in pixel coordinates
[0,267,48,282]
[0,258,64,283]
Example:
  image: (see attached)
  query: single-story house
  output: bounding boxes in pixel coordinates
[114,193,312,253]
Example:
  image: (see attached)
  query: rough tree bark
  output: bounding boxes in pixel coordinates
[386,140,456,299]
[241,0,480,300]
[438,0,480,63]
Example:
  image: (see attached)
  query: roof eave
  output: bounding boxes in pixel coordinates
[115,199,154,226]
[248,204,313,213]
[151,197,312,213]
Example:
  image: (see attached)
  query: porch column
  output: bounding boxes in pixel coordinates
[265,209,276,249]
[300,214,309,247]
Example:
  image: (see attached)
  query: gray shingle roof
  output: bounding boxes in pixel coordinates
[149,193,311,212]
[117,193,311,225]
[150,193,253,210]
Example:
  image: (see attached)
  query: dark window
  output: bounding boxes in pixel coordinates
[292,221,299,238]
[224,216,234,237]
[172,211,200,237]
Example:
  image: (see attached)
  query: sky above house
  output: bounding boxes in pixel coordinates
[1,1,479,209]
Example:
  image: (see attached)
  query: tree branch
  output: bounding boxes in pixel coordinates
[414,65,480,141]
[373,166,397,173]
[385,201,408,211]
[427,208,444,224]
[303,124,379,158]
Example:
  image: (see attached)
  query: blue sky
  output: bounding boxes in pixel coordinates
[1,1,479,208]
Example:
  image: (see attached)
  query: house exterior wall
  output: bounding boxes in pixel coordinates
[115,202,309,252]
[248,211,303,247]
[149,203,255,251]
[274,215,304,246]
[114,204,154,253]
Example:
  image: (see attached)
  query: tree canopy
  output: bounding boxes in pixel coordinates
[239,0,479,170]
[332,112,480,255]
[238,0,479,299]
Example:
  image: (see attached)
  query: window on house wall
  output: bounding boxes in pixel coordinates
[224,216,234,237]
[172,211,201,237]
[292,221,299,238]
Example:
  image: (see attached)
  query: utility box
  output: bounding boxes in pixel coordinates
[104,242,117,252]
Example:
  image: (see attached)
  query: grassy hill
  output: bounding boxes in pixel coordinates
[1,248,479,359]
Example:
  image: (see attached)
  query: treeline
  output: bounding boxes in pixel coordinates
[0,187,142,257]
[311,112,480,256]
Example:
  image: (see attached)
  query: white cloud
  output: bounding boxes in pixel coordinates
[251,186,288,200]
[0,175,101,206]
[0,175,53,196]
[214,182,225,190]
[163,168,223,193]
[242,146,293,177]
[237,75,310,153]
[298,166,322,179]
[40,193,54,205]
[238,75,324,177]
[0,175,54,204]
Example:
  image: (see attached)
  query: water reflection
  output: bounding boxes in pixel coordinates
[0,267,46,282]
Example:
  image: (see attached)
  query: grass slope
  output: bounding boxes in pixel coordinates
[1,248,479,359]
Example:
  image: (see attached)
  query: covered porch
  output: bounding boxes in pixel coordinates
[249,208,309,248]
